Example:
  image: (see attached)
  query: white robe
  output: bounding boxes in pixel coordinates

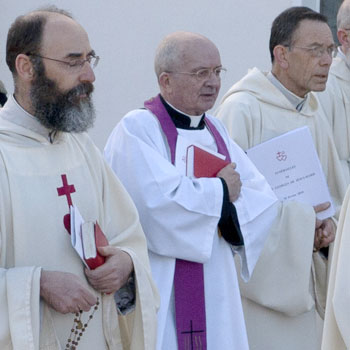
[0,96,159,350]
[316,56,350,184]
[216,67,348,350]
[322,185,350,350]
[104,107,280,349]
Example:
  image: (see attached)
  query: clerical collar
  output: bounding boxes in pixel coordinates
[160,94,205,129]
[267,71,307,112]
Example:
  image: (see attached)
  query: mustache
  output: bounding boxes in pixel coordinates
[66,82,94,102]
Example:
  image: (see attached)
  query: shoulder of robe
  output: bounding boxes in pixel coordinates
[118,108,163,137]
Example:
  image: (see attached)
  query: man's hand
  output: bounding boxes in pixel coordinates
[40,270,97,314]
[217,163,242,202]
[313,202,336,251]
[85,246,134,294]
[314,218,336,251]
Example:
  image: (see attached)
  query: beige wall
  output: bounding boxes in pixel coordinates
[0,0,316,150]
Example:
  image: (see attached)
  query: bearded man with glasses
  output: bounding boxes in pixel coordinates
[216,6,347,350]
[0,6,159,349]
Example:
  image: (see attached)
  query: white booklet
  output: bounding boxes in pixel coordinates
[70,205,89,268]
[246,126,334,220]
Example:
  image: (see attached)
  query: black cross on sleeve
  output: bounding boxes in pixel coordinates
[218,178,244,246]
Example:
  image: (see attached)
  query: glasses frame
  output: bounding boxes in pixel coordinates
[27,53,100,69]
[285,45,337,58]
[167,67,227,80]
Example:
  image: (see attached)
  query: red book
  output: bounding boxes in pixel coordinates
[186,145,229,178]
[81,222,109,270]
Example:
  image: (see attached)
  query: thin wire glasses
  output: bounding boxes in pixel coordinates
[28,53,100,70]
[168,67,227,80]
[286,45,337,58]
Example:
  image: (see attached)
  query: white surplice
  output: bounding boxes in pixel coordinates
[317,55,350,184]
[104,106,279,349]
[0,96,159,350]
[322,185,350,350]
[216,67,348,350]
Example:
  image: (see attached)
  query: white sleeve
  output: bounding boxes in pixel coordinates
[0,266,41,350]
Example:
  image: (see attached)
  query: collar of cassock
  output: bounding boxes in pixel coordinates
[7,94,61,143]
[267,71,307,112]
[159,94,206,130]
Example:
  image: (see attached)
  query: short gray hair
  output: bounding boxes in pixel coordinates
[337,0,350,29]
[154,36,183,79]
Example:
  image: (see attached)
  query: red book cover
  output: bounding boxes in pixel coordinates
[186,145,229,178]
[83,222,109,270]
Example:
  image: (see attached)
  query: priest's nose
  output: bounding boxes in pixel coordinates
[80,62,96,83]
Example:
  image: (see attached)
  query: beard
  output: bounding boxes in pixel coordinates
[29,67,95,133]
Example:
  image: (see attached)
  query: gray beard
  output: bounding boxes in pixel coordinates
[30,71,95,133]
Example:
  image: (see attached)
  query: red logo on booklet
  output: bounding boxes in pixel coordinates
[276,151,287,161]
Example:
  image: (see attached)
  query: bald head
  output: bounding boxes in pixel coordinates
[154,31,219,80]
[337,0,350,29]
[6,6,73,75]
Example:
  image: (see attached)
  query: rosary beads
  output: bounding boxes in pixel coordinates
[65,297,100,350]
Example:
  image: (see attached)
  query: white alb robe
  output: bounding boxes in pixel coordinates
[322,185,350,350]
[104,107,280,349]
[317,55,350,184]
[0,96,159,350]
[216,67,348,350]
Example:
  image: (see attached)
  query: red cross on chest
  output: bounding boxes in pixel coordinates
[57,174,76,233]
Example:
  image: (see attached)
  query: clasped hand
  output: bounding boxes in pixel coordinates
[40,246,133,314]
[313,202,336,251]
[217,163,242,202]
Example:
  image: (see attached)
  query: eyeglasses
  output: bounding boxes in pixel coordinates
[28,53,100,70]
[168,67,227,80]
[286,45,337,58]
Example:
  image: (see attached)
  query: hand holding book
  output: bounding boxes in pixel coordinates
[186,144,241,202]
[216,163,242,202]
[70,205,109,270]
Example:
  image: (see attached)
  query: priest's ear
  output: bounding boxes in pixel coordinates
[15,54,35,82]
[338,28,350,50]
[158,71,172,93]
[273,45,289,70]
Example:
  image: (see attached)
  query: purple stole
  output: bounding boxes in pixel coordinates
[144,94,231,350]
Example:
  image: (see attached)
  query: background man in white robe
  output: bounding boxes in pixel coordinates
[321,186,350,350]
[104,31,282,349]
[0,6,158,349]
[317,0,350,184]
[216,6,348,350]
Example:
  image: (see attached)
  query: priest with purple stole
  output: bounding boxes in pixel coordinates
[104,31,279,349]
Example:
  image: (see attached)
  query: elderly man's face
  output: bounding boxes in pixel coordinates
[284,19,334,97]
[29,15,96,132]
[166,40,221,116]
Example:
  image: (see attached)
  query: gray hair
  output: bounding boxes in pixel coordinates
[337,0,350,29]
[154,35,183,79]
[154,31,212,79]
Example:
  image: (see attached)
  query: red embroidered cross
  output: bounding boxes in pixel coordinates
[57,174,76,233]
[57,174,76,207]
